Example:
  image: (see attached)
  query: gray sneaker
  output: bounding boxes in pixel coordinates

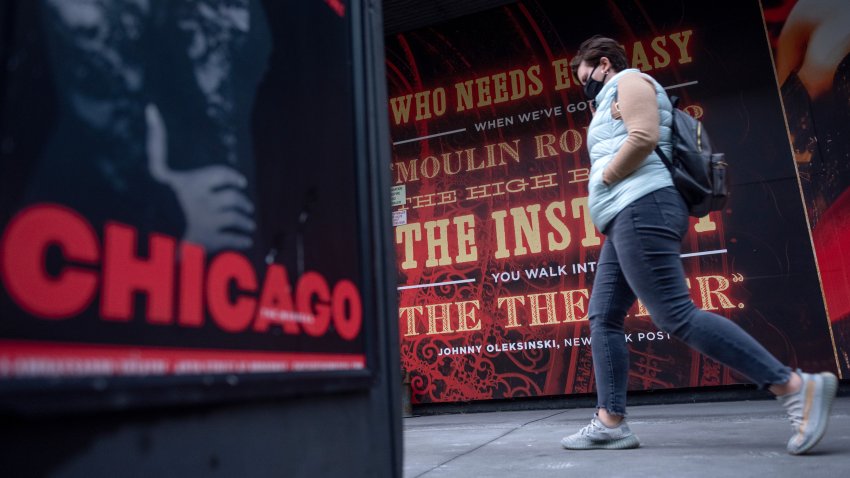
[777,371,838,455]
[560,414,640,450]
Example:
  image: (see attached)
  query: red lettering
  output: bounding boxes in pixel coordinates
[178,242,206,327]
[1,203,364,342]
[332,280,362,340]
[0,205,98,319]
[253,264,298,334]
[207,252,257,333]
[298,272,332,337]
[100,224,175,323]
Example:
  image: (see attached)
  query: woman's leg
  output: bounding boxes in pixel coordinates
[588,236,636,419]
[565,187,837,454]
[561,218,641,450]
[610,188,791,387]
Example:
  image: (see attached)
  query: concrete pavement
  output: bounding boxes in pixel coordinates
[403,396,850,477]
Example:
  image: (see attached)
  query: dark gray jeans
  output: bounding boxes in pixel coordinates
[588,187,791,416]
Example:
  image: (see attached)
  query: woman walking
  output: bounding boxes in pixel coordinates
[560,35,838,455]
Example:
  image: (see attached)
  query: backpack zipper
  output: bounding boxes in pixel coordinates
[697,122,702,152]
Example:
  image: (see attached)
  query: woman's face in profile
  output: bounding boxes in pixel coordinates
[576,60,597,86]
[576,58,612,86]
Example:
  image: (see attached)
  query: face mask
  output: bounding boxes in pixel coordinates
[583,65,607,99]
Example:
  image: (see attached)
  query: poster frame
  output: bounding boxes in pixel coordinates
[0,0,389,414]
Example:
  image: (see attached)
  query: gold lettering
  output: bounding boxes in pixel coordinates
[498,140,521,164]
[437,190,458,205]
[528,292,559,325]
[559,129,583,154]
[420,156,440,179]
[400,306,422,336]
[509,69,527,100]
[571,197,601,247]
[534,133,558,159]
[395,223,421,270]
[426,303,453,335]
[560,289,589,322]
[492,73,509,103]
[527,65,543,95]
[453,215,478,263]
[697,275,736,310]
[389,94,413,125]
[651,36,671,68]
[455,300,482,332]
[497,295,526,328]
[410,193,435,208]
[631,41,651,71]
[466,147,486,171]
[475,76,492,107]
[546,201,571,251]
[511,205,542,256]
[424,219,452,267]
[568,168,590,184]
[467,183,492,200]
[670,30,693,64]
[432,88,447,116]
[392,159,419,184]
[455,80,474,112]
[552,58,572,90]
[441,152,463,176]
[414,91,432,120]
[694,214,717,233]
[491,210,510,259]
[529,173,558,189]
[484,144,505,168]
[505,178,528,193]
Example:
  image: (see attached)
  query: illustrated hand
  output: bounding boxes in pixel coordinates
[145,104,255,252]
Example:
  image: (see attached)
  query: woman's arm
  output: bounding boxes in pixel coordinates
[603,73,660,185]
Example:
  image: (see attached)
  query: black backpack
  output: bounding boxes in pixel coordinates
[654,96,729,217]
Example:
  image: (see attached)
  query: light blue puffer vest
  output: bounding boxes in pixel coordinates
[586,68,674,232]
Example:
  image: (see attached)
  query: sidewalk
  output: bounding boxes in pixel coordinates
[403,396,850,477]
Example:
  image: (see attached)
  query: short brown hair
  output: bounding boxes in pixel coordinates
[570,35,629,76]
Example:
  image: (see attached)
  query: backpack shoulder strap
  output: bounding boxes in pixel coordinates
[654,144,674,171]
[655,93,679,172]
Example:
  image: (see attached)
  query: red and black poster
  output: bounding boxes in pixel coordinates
[763,0,850,376]
[387,0,841,403]
[0,1,371,387]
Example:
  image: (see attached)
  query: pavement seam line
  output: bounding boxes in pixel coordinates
[414,410,568,478]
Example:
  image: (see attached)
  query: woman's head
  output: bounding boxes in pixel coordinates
[570,35,629,98]
[570,35,629,77]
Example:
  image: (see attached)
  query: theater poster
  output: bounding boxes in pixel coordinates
[763,0,850,376]
[387,0,841,404]
[0,0,374,403]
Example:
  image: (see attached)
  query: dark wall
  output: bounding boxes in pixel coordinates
[2,392,398,477]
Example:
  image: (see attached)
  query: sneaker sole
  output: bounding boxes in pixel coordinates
[789,372,838,455]
[561,434,641,450]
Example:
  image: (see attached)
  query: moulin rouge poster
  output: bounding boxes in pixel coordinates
[0,1,368,380]
[387,0,839,404]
